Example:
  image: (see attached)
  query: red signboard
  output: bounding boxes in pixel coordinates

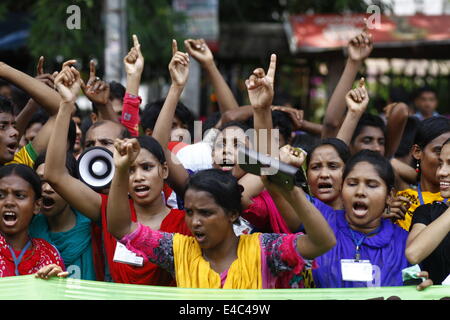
[287,14,450,52]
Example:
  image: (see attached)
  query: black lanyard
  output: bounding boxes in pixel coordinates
[8,240,32,276]
[349,226,381,261]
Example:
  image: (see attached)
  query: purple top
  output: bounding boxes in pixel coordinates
[312,198,410,288]
[120,223,316,288]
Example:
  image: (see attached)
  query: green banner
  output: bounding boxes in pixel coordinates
[0,275,449,300]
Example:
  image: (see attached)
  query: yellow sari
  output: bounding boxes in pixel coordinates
[395,188,444,231]
[173,233,262,289]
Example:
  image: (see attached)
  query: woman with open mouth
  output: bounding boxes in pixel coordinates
[301,150,428,288]
[28,152,101,281]
[306,138,350,212]
[107,138,336,288]
[406,138,450,285]
[0,164,68,279]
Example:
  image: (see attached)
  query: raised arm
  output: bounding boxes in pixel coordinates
[185,38,239,113]
[44,61,102,221]
[152,40,190,196]
[15,57,53,139]
[81,60,117,123]
[107,138,140,239]
[406,205,450,265]
[220,105,253,125]
[0,60,61,116]
[384,102,409,159]
[15,57,58,155]
[336,78,369,145]
[391,157,417,186]
[120,34,145,136]
[322,30,373,138]
[245,54,277,156]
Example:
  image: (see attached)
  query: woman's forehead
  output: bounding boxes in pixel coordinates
[135,148,158,162]
[440,143,450,158]
[0,174,32,190]
[426,131,450,150]
[311,145,341,161]
[346,161,381,179]
[184,188,218,206]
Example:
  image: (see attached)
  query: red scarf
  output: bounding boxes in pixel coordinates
[100,194,190,285]
[0,234,65,277]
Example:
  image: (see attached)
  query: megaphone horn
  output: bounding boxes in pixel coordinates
[77,146,115,191]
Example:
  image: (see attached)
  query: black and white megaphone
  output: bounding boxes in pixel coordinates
[77,147,115,191]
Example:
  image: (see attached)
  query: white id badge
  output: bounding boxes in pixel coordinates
[113,242,144,267]
[341,259,373,282]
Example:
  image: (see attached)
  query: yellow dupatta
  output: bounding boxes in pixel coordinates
[173,232,262,289]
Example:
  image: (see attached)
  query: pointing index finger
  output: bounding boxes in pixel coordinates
[133,34,143,56]
[62,60,77,69]
[363,18,368,33]
[267,53,277,81]
[172,39,178,56]
[37,56,44,76]
[89,60,96,78]
[358,77,365,88]
[133,34,140,48]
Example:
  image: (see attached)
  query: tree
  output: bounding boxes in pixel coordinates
[0,0,185,80]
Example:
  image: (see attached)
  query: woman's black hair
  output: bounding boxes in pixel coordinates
[0,164,42,199]
[34,151,78,179]
[136,135,166,164]
[443,138,450,148]
[306,138,350,167]
[185,169,242,215]
[343,150,395,192]
[394,116,420,158]
[415,116,450,149]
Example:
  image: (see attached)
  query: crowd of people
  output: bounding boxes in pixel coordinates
[0,27,448,292]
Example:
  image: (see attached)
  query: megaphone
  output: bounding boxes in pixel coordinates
[77,147,115,191]
[238,146,310,194]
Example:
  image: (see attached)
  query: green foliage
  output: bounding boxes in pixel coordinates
[27,0,103,72]
[1,0,185,79]
[126,0,186,78]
